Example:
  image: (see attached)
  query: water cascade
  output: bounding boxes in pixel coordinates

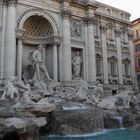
[113,116,124,128]
[45,107,104,135]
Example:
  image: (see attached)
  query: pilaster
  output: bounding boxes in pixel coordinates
[52,41,59,81]
[100,23,109,84]
[0,1,7,79]
[16,29,25,79]
[128,31,136,85]
[61,7,72,81]
[4,0,17,78]
[84,17,96,83]
[115,27,123,85]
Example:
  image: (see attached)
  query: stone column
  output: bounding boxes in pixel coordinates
[83,21,89,81]
[61,9,72,81]
[115,29,123,85]
[86,18,96,83]
[4,0,16,78]
[42,46,46,65]
[17,38,23,79]
[128,32,136,84]
[100,24,109,84]
[16,29,25,79]
[0,1,7,78]
[52,42,58,81]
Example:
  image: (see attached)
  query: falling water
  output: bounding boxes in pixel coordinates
[48,107,104,135]
[113,116,124,128]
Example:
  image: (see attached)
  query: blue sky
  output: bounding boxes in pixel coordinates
[97,0,139,21]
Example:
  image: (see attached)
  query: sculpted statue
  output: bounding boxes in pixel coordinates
[23,44,52,95]
[31,44,51,82]
[1,80,19,103]
[72,51,83,78]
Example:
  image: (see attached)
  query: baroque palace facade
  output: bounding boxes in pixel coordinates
[131,18,140,89]
[0,0,136,92]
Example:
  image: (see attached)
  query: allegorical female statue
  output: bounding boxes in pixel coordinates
[72,51,83,78]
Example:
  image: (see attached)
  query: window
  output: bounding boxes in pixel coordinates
[135,44,140,52]
[137,74,140,81]
[124,63,129,76]
[136,29,139,39]
[107,29,112,39]
[110,62,116,76]
[107,9,111,14]
[137,57,140,67]
[122,32,126,42]
[96,60,101,76]
[94,24,98,36]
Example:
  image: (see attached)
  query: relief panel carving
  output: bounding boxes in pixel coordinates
[71,19,83,38]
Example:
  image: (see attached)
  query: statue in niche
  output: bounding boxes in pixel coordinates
[22,44,52,96]
[30,44,51,82]
[72,51,83,78]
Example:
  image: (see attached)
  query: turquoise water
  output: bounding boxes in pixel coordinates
[40,129,140,140]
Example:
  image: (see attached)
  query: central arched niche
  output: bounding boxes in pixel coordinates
[22,15,54,80]
[23,15,54,38]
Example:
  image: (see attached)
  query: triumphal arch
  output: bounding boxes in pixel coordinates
[0,0,137,93]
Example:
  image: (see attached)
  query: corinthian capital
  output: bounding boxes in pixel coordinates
[61,9,72,19]
[16,28,25,40]
[7,0,17,5]
[83,17,94,25]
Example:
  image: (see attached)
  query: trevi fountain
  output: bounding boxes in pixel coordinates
[0,0,140,140]
[0,44,139,140]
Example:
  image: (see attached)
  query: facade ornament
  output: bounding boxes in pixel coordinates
[61,9,72,19]
[3,0,17,6]
[47,36,60,46]
[83,17,94,25]
[16,28,25,40]
[93,18,99,25]
[17,8,59,36]
[51,40,60,46]
[1,0,8,5]
[107,23,113,29]
[115,29,121,37]
[100,24,107,33]
[71,20,82,38]
[95,41,100,48]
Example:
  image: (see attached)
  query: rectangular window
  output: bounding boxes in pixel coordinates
[110,62,116,76]
[137,74,140,81]
[124,63,129,76]
[122,32,126,42]
[135,44,140,52]
[96,60,101,76]
[136,29,139,39]
[94,24,98,36]
[107,29,112,39]
[137,57,140,67]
